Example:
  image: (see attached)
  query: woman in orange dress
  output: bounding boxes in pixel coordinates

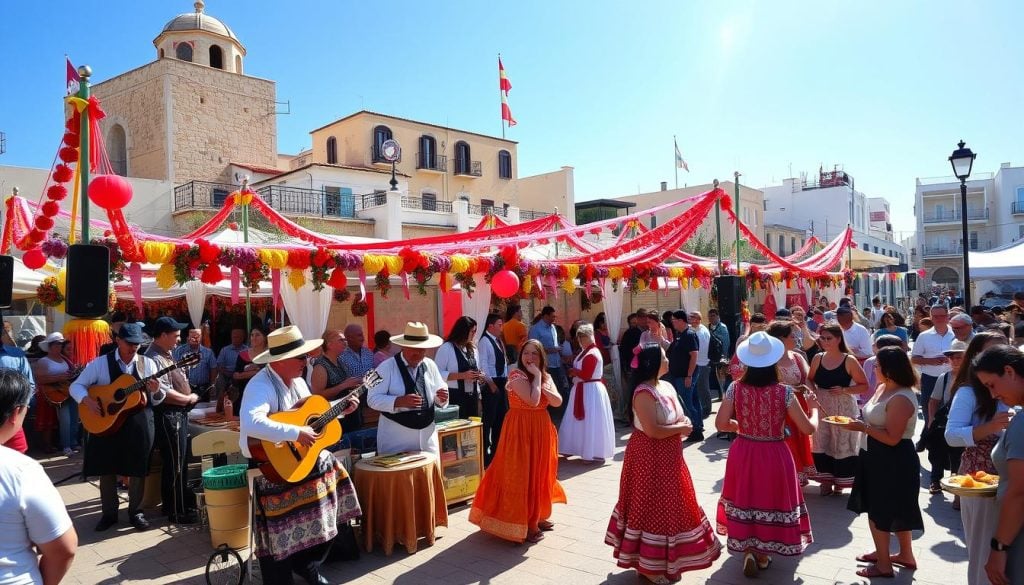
[469,339,566,543]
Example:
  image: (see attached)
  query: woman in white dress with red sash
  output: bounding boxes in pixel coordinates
[558,323,616,462]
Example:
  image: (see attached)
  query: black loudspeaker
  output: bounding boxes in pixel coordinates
[65,244,111,318]
[0,255,12,308]
[906,273,918,290]
[715,275,747,316]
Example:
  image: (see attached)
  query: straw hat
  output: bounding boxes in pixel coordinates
[944,339,969,355]
[39,332,66,352]
[390,322,443,349]
[736,331,785,368]
[252,325,323,364]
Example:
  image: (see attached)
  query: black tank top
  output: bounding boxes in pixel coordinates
[813,354,853,389]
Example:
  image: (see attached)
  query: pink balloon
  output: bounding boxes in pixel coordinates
[491,269,520,298]
[88,174,133,210]
[23,248,46,270]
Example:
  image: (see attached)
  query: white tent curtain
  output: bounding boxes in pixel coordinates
[771,282,787,312]
[680,285,700,314]
[184,281,207,328]
[279,270,333,339]
[462,273,492,336]
[824,283,844,307]
[601,280,625,388]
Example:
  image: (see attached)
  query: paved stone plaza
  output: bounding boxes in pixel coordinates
[48,411,969,585]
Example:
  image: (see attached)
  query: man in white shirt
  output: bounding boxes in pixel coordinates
[869,297,886,330]
[689,311,712,418]
[836,306,873,360]
[238,325,361,585]
[911,304,955,431]
[477,313,508,465]
[70,322,164,532]
[0,369,77,585]
[368,322,450,456]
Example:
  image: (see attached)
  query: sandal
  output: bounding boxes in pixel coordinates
[538,520,555,531]
[756,555,772,570]
[855,554,917,570]
[742,553,758,578]
[525,531,545,543]
[855,565,895,579]
[819,484,834,496]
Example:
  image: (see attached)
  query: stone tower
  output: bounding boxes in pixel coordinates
[91,1,277,184]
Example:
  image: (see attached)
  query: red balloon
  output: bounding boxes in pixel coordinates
[229,222,239,230]
[22,248,46,269]
[88,174,133,210]
[491,269,520,298]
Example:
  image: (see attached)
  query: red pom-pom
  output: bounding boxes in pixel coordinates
[229,221,239,230]
[196,239,220,264]
[62,131,79,147]
[88,175,133,210]
[327,268,348,289]
[287,249,311,270]
[27,229,46,244]
[34,216,54,231]
[46,185,68,201]
[42,201,60,217]
[103,230,112,237]
[65,113,80,131]
[52,164,73,183]
[58,146,79,164]
[201,263,224,284]
[22,248,46,269]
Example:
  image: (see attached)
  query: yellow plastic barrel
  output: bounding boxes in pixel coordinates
[202,465,249,550]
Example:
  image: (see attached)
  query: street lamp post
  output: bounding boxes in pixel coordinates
[949,140,976,309]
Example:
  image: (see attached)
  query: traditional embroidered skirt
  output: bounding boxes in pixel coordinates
[253,452,361,561]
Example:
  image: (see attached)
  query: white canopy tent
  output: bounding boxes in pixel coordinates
[969,240,1024,280]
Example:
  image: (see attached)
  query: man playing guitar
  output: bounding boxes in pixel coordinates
[239,325,362,585]
[69,322,164,532]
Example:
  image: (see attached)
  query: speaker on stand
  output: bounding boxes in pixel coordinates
[715,275,747,356]
[65,244,111,319]
[0,255,13,309]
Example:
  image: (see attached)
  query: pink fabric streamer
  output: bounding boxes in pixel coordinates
[129,263,143,318]
[230,266,240,304]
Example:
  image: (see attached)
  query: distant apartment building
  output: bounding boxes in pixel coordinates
[912,162,1024,289]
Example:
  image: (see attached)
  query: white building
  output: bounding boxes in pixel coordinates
[913,162,1024,292]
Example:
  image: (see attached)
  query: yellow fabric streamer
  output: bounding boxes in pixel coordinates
[635,279,648,292]
[259,249,289,270]
[450,255,469,274]
[522,276,533,294]
[561,279,577,295]
[143,241,175,264]
[65,96,89,113]
[383,255,403,275]
[362,254,385,275]
[288,269,306,290]
[155,264,177,290]
[68,155,81,244]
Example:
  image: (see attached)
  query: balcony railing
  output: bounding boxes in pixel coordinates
[370,145,400,164]
[468,204,507,217]
[402,197,453,213]
[519,209,553,221]
[922,241,992,257]
[174,180,383,218]
[1013,202,1024,215]
[416,153,447,172]
[453,160,483,177]
[922,209,989,223]
[173,180,238,210]
[917,172,994,186]
[362,191,387,209]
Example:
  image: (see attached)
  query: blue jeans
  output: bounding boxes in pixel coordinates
[56,400,81,451]
[670,376,703,434]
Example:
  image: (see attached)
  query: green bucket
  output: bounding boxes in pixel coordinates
[202,464,248,491]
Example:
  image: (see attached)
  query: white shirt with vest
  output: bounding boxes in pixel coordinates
[238,366,310,458]
[477,331,507,380]
[368,354,449,456]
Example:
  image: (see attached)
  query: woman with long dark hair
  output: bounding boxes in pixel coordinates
[968,345,1024,585]
[715,332,816,578]
[470,339,565,543]
[807,323,868,495]
[944,331,1011,585]
[767,321,816,486]
[607,343,721,584]
[435,316,483,419]
[841,347,922,579]
[874,312,909,349]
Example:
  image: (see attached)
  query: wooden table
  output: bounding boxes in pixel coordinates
[353,453,448,555]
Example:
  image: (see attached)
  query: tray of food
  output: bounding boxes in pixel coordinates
[822,415,855,425]
[941,471,999,497]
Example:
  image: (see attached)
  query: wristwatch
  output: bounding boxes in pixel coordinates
[990,537,1010,552]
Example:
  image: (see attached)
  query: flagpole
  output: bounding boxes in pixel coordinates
[78,66,91,243]
[734,172,741,273]
[674,135,678,189]
[499,54,505,140]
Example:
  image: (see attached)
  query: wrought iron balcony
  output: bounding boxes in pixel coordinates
[922,241,992,257]
[416,153,447,172]
[174,180,381,218]
[921,208,989,223]
[402,197,453,213]
[468,204,507,217]
[1013,202,1024,215]
[453,160,483,177]
[173,180,237,210]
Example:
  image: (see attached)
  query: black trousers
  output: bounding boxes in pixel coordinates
[258,540,332,585]
[928,441,964,483]
[481,377,508,465]
[449,387,480,420]
[154,407,195,518]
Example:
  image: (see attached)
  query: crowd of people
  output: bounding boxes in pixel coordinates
[1,291,1024,584]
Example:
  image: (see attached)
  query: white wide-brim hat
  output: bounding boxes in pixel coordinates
[252,325,323,364]
[736,331,785,368]
[39,332,65,352]
[390,322,443,349]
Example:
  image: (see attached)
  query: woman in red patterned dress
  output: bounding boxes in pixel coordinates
[606,343,722,584]
[767,321,816,485]
[715,332,818,578]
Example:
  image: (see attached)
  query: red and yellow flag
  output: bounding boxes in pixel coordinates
[499,57,516,127]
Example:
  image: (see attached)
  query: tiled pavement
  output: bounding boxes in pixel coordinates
[47,408,969,585]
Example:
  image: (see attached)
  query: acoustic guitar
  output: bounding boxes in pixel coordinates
[41,366,83,406]
[248,370,382,484]
[79,353,200,436]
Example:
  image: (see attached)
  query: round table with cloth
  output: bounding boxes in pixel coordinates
[354,453,448,555]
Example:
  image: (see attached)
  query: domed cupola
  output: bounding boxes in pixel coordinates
[153,1,246,73]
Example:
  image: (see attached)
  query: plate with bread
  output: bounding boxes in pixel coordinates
[822,415,855,425]
[941,471,999,497]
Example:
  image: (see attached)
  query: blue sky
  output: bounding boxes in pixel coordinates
[1,0,1021,241]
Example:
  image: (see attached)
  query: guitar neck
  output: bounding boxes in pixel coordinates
[312,383,366,431]
[123,360,192,396]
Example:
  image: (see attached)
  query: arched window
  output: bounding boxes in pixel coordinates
[159,48,165,59]
[175,42,193,62]
[372,125,392,161]
[498,150,512,179]
[234,55,243,74]
[107,124,127,177]
[209,45,224,69]
[418,135,438,170]
[326,136,337,164]
[454,141,471,174]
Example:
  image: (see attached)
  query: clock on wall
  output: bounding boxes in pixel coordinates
[381,139,401,163]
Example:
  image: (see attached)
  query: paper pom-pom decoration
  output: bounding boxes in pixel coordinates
[88,174,133,210]
[46,185,68,201]
[22,248,46,269]
[58,146,79,164]
[34,216,54,231]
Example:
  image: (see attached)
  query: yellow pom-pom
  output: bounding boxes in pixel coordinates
[383,255,404,275]
[450,255,470,274]
[143,241,175,265]
[522,276,533,294]
[259,249,289,270]
[155,264,177,290]
[609,267,623,279]
[563,264,580,281]
[288,269,306,290]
